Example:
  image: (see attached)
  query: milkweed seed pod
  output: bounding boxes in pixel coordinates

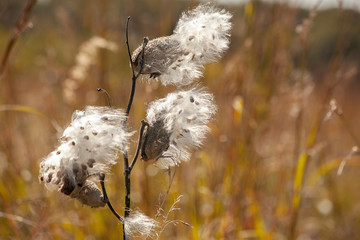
[141,119,171,162]
[70,180,106,208]
[131,4,232,86]
[39,106,130,207]
[142,88,217,169]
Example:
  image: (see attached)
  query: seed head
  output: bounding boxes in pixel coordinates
[143,88,217,169]
[39,106,130,206]
[131,4,232,86]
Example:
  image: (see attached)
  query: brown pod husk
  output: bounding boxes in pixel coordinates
[141,119,170,161]
[70,180,106,208]
[132,36,181,76]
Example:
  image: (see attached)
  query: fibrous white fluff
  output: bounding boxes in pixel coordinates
[173,4,232,65]
[39,106,130,206]
[131,4,232,86]
[124,211,158,237]
[142,88,217,169]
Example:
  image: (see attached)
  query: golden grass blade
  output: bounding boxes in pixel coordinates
[0,105,61,132]
[248,193,269,239]
[292,152,308,209]
[309,157,360,185]
[0,105,47,118]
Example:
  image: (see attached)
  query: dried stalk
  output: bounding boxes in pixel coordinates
[0,0,37,80]
[122,16,148,240]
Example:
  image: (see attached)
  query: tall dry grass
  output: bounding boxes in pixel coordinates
[0,0,360,239]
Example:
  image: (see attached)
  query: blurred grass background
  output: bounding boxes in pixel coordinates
[1,0,360,239]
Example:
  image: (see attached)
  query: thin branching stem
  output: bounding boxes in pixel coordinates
[124,16,149,117]
[129,120,149,171]
[145,167,178,240]
[125,36,148,116]
[126,17,135,79]
[98,173,124,224]
[97,88,112,108]
[155,167,177,220]
[122,17,148,240]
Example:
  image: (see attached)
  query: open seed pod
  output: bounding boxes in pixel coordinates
[70,180,106,208]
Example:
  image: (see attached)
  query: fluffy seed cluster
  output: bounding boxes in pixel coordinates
[39,106,130,207]
[124,211,158,238]
[142,88,217,169]
[174,4,232,64]
[131,4,232,86]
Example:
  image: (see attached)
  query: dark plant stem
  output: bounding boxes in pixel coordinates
[126,17,135,82]
[97,88,112,108]
[122,16,148,240]
[122,152,131,240]
[130,120,149,171]
[125,40,148,114]
[0,0,37,80]
[98,173,124,223]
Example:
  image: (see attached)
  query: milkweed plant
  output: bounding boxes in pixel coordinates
[39,3,232,239]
